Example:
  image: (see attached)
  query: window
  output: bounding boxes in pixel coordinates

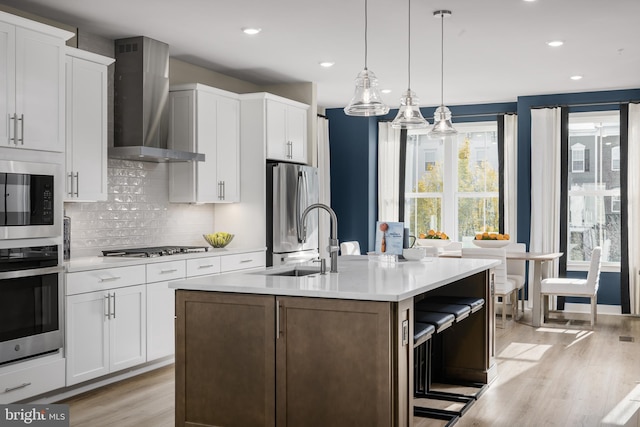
[571,144,585,172]
[404,122,499,243]
[567,111,620,265]
[611,146,620,171]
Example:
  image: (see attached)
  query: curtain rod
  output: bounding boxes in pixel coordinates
[379,111,515,123]
[531,100,640,109]
[317,113,328,118]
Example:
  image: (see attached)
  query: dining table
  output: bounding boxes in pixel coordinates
[436,248,564,327]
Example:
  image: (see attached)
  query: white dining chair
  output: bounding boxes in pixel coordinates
[540,247,602,327]
[506,242,526,319]
[340,241,361,255]
[461,247,517,328]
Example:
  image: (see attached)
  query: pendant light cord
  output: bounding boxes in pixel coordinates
[407,0,411,89]
[364,0,368,70]
[440,12,444,105]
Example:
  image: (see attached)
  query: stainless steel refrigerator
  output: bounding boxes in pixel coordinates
[266,162,319,266]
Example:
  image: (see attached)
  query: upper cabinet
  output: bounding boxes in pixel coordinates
[0,12,73,152]
[169,83,240,203]
[265,97,309,164]
[65,47,114,202]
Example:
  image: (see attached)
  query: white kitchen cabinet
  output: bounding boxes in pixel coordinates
[266,97,308,164]
[146,260,185,361]
[65,265,147,386]
[169,83,240,203]
[0,12,73,152]
[64,47,113,201]
[0,355,65,404]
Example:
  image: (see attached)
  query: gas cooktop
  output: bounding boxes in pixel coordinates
[102,246,209,258]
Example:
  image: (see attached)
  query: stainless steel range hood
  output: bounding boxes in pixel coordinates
[110,36,204,162]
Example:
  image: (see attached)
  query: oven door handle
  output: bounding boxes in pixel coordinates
[0,266,64,280]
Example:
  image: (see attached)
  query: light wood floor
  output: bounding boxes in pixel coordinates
[61,312,640,427]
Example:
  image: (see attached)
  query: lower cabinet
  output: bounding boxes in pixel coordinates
[175,291,393,427]
[146,281,176,361]
[65,284,146,386]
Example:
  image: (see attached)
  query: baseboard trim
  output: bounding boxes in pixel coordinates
[25,357,174,404]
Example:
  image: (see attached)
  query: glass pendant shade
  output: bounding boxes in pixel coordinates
[428,105,458,138]
[344,69,390,116]
[391,90,428,129]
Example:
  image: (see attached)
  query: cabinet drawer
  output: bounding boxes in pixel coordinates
[186,257,221,277]
[66,265,146,295]
[220,251,265,273]
[147,260,186,283]
[0,358,65,403]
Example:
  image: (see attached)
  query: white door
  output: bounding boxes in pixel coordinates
[146,281,176,361]
[15,27,65,152]
[0,22,15,147]
[66,56,108,201]
[287,105,307,164]
[216,95,239,202]
[266,100,288,161]
[110,285,147,372]
[66,291,110,386]
[195,90,218,202]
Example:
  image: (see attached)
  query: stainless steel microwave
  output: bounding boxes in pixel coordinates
[0,160,62,239]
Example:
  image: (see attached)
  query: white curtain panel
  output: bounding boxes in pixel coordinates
[317,116,331,259]
[503,114,518,241]
[628,103,640,314]
[377,122,401,222]
[530,108,562,277]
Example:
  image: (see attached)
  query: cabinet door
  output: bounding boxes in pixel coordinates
[276,297,392,427]
[265,99,288,161]
[215,95,239,202]
[146,281,176,361]
[195,90,219,202]
[168,90,197,203]
[66,291,110,386]
[0,22,15,147]
[110,285,146,373]
[65,56,108,201]
[14,27,65,152]
[175,291,275,427]
[286,105,307,164]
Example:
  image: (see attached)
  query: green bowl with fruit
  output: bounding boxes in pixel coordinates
[203,232,234,248]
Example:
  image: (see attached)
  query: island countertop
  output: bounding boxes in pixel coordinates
[169,255,499,302]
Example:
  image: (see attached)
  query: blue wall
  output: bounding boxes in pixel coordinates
[327,88,640,307]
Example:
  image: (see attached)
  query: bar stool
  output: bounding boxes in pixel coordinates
[413,309,474,423]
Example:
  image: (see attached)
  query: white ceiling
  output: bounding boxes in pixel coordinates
[2,0,639,110]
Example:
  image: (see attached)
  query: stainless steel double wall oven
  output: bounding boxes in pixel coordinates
[0,160,64,365]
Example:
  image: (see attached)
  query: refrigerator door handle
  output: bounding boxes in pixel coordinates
[296,171,304,242]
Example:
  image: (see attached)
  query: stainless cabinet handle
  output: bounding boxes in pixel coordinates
[160,268,178,273]
[198,264,214,268]
[74,172,79,197]
[240,259,253,263]
[67,172,74,196]
[111,293,116,319]
[222,181,225,200]
[5,382,31,393]
[98,276,121,282]
[218,181,224,200]
[105,294,111,319]
[17,114,24,145]
[286,141,293,159]
[8,114,15,145]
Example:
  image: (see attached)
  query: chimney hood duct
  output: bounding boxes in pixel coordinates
[110,36,204,162]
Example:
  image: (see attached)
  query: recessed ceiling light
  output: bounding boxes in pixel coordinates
[523,0,536,2]
[547,40,564,47]
[570,75,583,80]
[319,61,335,68]
[381,89,392,94]
[242,27,262,35]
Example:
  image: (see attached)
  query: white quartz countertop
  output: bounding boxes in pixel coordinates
[169,255,499,302]
[65,247,266,272]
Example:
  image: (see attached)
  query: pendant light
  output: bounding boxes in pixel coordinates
[428,10,457,138]
[391,0,428,129]
[344,0,389,116]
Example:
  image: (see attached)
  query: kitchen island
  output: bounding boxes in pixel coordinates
[170,255,499,427]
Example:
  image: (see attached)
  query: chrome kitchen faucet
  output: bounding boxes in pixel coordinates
[299,203,339,273]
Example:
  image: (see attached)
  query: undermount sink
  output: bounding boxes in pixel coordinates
[261,267,322,277]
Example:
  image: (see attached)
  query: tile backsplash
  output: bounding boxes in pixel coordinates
[64,159,215,258]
